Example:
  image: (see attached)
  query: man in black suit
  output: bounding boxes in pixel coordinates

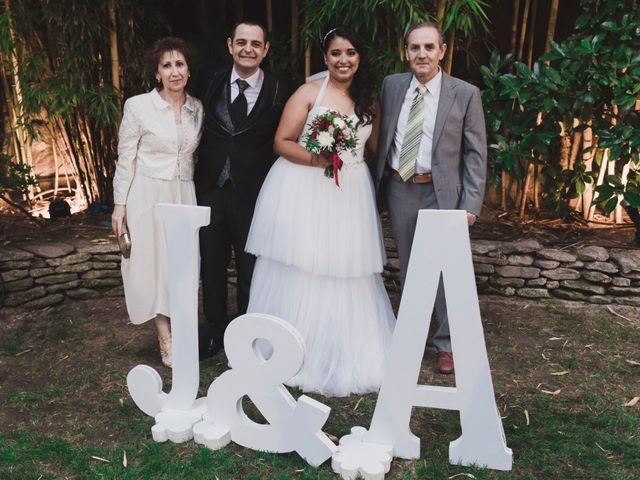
[196,22,290,358]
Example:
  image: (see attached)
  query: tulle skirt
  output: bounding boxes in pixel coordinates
[246,157,386,278]
[246,157,395,397]
[248,257,394,397]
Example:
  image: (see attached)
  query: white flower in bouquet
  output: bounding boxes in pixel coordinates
[332,117,346,129]
[303,109,359,187]
[317,131,335,149]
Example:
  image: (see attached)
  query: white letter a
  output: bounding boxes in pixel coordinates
[364,210,512,470]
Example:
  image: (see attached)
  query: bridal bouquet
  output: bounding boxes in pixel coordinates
[303,110,358,187]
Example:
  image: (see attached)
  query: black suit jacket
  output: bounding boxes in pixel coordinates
[195,65,291,202]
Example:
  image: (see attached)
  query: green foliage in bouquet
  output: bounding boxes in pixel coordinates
[303,111,359,154]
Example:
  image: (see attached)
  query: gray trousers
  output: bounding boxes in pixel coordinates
[386,176,451,352]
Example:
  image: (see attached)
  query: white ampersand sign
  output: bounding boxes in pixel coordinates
[204,313,337,467]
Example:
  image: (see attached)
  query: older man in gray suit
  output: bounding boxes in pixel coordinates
[375,22,487,374]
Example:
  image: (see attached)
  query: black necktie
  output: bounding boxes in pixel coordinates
[230,79,249,128]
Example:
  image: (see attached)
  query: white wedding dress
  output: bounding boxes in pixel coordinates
[245,76,395,397]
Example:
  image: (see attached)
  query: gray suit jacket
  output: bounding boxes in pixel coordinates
[375,72,487,216]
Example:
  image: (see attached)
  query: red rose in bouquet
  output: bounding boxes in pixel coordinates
[303,110,358,187]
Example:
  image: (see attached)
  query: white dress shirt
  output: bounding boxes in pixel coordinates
[389,70,442,174]
[113,89,203,205]
[230,67,263,114]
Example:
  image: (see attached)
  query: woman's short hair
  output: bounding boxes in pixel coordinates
[143,37,195,88]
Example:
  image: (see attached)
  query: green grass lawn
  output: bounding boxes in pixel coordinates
[1,296,638,479]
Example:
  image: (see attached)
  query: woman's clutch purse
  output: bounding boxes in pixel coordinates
[118,232,131,259]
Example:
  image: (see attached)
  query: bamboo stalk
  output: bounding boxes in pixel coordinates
[304,9,310,78]
[266,0,273,32]
[266,0,273,70]
[108,0,120,94]
[544,0,560,54]
[559,128,571,170]
[508,172,515,208]
[519,161,534,218]
[580,126,594,219]
[568,130,582,170]
[0,54,21,164]
[533,162,540,210]
[587,148,607,221]
[436,0,447,22]
[509,0,521,62]
[526,0,538,68]
[52,141,60,196]
[517,0,530,61]
[605,153,616,221]
[501,170,508,210]
[2,1,31,168]
[291,0,298,57]
[617,162,631,223]
[444,27,455,74]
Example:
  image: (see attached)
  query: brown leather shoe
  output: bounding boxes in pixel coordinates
[436,351,454,374]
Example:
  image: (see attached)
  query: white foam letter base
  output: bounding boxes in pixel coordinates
[333,210,512,478]
[197,313,336,467]
[127,204,219,444]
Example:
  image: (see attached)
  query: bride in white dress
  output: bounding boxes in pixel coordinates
[245,27,395,397]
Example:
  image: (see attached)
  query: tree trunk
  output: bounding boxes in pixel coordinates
[544,0,560,53]
[517,0,530,61]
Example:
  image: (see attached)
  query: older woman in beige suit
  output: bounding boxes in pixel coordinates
[112,37,203,368]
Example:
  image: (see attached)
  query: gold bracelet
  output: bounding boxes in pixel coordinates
[310,152,318,166]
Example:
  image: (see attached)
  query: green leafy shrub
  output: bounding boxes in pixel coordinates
[480,0,640,216]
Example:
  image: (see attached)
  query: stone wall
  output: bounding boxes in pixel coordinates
[381,239,640,306]
[472,240,640,306]
[1,242,123,309]
[2,238,640,309]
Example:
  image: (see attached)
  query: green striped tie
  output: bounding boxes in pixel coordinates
[398,84,428,181]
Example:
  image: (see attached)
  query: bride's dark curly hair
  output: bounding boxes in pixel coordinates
[322,27,375,127]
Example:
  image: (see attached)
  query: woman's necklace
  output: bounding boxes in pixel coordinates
[329,79,350,97]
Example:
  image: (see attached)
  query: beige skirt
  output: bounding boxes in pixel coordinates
[121,173,196,325]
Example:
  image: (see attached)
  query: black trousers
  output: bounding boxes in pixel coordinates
[198,182,256,341]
